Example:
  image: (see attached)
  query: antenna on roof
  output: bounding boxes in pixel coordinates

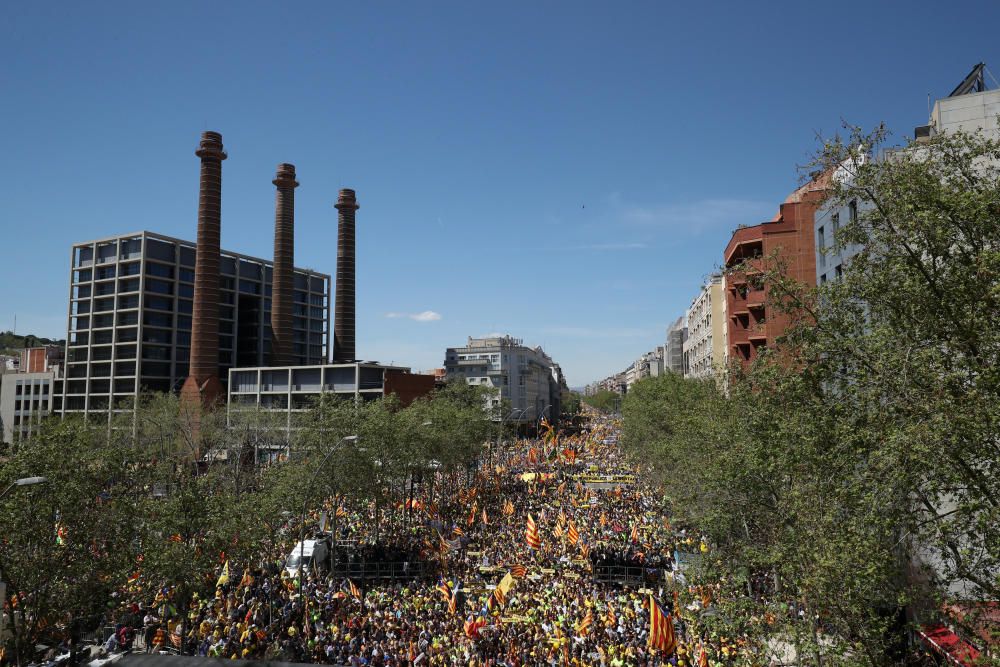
[948,62,987,97]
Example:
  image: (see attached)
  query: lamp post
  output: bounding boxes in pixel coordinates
[406,421,434,529]
[493,408,523,466]
[298,436,358,598]
[0,476,47,501]
[0,476,46,664]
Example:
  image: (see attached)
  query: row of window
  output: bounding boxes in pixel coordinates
[73,244,328,293]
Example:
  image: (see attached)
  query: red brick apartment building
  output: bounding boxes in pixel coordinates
[724,177,828,366]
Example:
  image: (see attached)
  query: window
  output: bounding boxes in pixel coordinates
[118,295,140,310]
[73,284,92,299]
[146,262,174,279]
[93,297,114,312]
[118,278,140,293]
[835,264,843,281]
[120,262,141,276]
[145,278,174,295]
[95,265,116,281]
[146,296,173,312]
[146,239,175,263]
[143,311,173,328]
[817,226,826,268]
[849,200,858,223]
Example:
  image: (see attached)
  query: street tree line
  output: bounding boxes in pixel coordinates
[0,381,493,663]
[620,127,1000,665]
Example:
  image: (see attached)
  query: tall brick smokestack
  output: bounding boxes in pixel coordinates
[181,131,226,409]
[333,189,359,363]
[270,163,298,365]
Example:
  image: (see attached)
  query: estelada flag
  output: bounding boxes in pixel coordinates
[647,595,677,654]
[448,581,462,614]
[526,514,541,549]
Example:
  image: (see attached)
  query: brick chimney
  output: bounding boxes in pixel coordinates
[270,163,298,365]
[333,189,359,362]
[180,131,226,410]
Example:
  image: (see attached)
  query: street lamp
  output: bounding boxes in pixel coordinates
[0,476,47,501]
[298,436,358,597]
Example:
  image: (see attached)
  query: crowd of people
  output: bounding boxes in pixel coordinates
[109,413,748,666]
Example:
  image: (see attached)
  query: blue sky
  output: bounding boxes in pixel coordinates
[2,2,998,386]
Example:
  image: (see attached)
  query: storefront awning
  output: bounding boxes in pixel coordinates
[918,624,981,666]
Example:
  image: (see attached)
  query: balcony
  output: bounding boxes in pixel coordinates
[724,224,765,267]
[730,326,749,346]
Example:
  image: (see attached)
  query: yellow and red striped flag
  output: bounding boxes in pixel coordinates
[567,521,580,545]
[630,523,640,543]
[503,500,515,516]
[509,564,527,578]
[526,514,541,549]
[553,522,564,539]
[647,595,677,654]
[575,608,593,635]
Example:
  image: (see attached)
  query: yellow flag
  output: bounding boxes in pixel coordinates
[216,561,230,587]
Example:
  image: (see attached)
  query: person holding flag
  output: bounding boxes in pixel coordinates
[648,593,677,655]
[525,514,541,549]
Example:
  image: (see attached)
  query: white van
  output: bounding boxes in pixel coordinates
[284,539,329,577]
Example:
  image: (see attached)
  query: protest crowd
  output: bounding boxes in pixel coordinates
[107,412,747,666]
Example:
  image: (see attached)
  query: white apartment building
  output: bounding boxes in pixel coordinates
[684,274,726,380]
[817,65,1000,285]
[444,335,561,423]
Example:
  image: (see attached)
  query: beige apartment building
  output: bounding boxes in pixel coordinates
[683,273,727,380]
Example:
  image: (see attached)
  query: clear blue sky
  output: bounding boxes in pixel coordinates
[2,2,998,386]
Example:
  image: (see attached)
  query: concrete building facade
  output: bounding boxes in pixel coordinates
[684,274,727,379]
[665,316,688,375]
[1,371,58,444]
[444,335,561,423]
[59,231,330,420]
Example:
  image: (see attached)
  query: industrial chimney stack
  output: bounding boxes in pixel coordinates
[270,163,298,365]
[333,189,359,363]
[180,131,226,409]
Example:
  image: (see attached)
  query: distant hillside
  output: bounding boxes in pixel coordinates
[0,331,65,357]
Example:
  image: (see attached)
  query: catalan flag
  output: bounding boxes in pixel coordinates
[553,522,564,539]
[630,523,640,544]
[647,595,677,654]
[481,508,489,525]
[567,521,580,545]
[526,514,541,549]
[467,501,478,526]
[436,575,452,602]
[509,564,527,578]
[343,579,361,600]
[503,500,515,516]
[464,615,486,638]
[600,512,608,528]
[699,644,710,667]
[575,608,593,635]
[580,541,590,559]
[606,605,617,627]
